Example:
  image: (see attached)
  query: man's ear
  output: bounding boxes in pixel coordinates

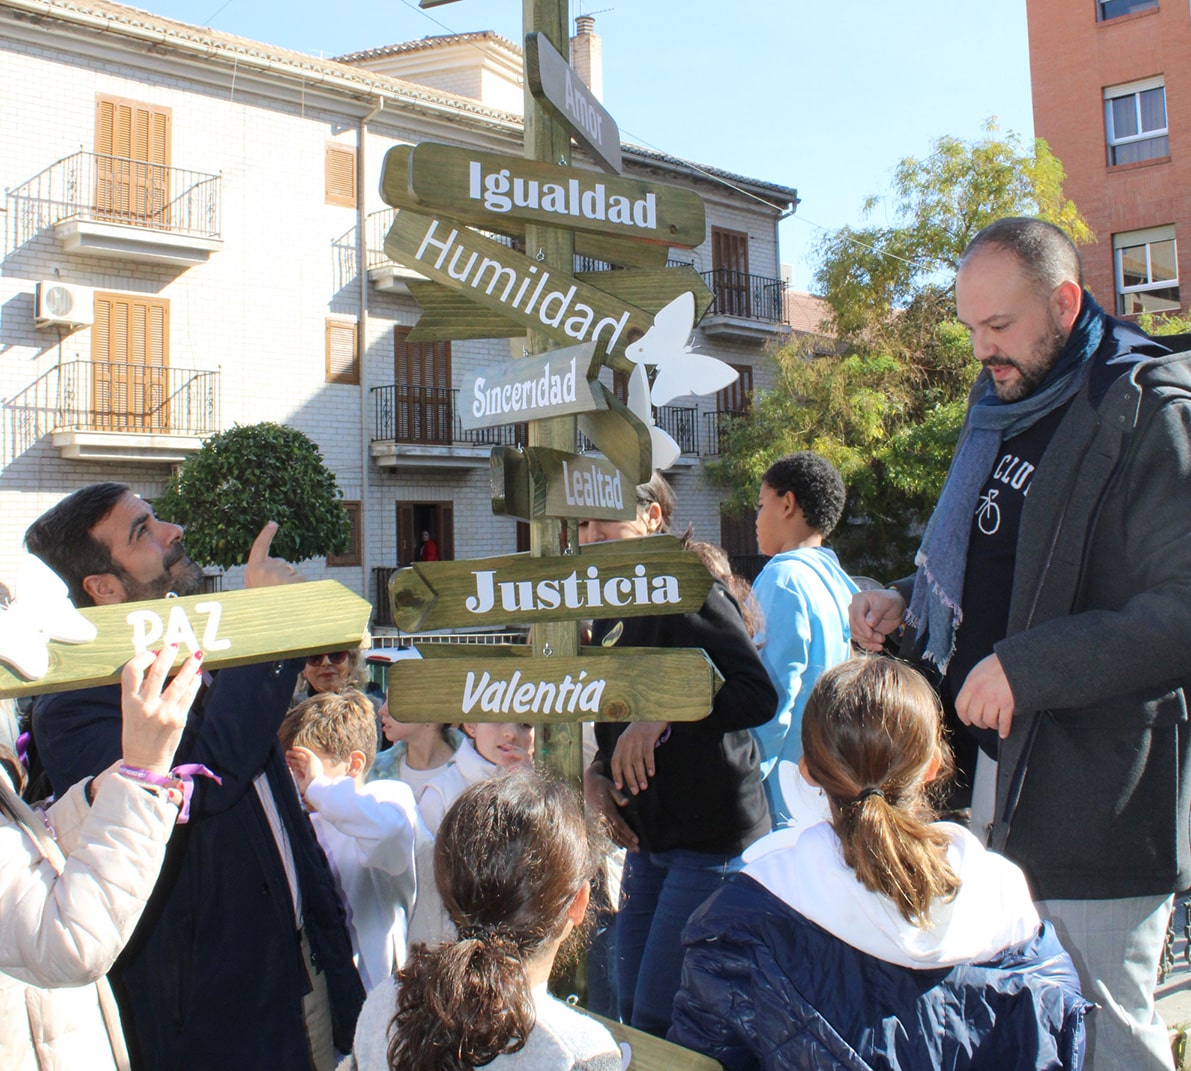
[1051,279,1083,332]
[82,573,126,606]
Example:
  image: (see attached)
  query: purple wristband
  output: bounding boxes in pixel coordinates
[117,763,221,824]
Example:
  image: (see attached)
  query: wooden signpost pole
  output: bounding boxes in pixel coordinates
[523,0,582,791]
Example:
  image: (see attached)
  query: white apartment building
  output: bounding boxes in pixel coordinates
[0,0,797,625]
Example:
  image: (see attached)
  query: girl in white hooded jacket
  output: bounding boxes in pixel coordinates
[0,646,203,1071]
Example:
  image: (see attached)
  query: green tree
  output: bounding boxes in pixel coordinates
[156,422,351,569]
[706,124,1090,579]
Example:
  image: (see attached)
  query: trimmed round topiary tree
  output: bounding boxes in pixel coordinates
[156,422,351,568]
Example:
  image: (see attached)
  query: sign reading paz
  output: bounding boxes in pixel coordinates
[387,536,714,632]
[0,581,373,699]
[459,341,605,431]
[388,647,721,724]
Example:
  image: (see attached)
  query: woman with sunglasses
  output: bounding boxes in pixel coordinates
[296,649,366,703]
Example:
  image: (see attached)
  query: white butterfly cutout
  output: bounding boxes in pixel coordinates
[626,363,681,472]
[625,291,740,408]
[0,555,97,680]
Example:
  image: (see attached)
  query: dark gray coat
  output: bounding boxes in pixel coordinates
[981,336,1191,900]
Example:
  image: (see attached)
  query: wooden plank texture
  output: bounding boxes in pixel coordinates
[384,209,654,361]
[387,646,721,724]
[491,445,635,521]
[0,581,372,698]
[589,1014,722,1070]
[387,536,712,632]
[459,341,605,430]
[577,381,654,485]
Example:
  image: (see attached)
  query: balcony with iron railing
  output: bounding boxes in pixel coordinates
[702,409,748,456]
[655,405,699,457]
[698,268,791,342]
[2,360,220,465]
[8,151,223,266]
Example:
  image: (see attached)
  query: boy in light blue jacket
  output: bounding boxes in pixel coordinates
[751,452,857,825]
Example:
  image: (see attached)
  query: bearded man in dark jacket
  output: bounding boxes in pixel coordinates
[851,217,1191,1071]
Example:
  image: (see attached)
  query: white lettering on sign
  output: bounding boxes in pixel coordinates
[461,668,607,716]
[473,355,577,419]
[564,70,603,144]
[412,219,631,350]
[467,161,656,232]
[562,458,624,510]
[126,601,233,656]
[464,564,680,616]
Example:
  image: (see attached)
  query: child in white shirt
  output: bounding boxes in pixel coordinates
[280,690,430,992]
[367,700,459,801]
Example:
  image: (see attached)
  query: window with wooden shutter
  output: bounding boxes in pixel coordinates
[710,227,751,317]
[325,144,357,207]
[91,292,170,432]
[716,364,753,415]
[94,95,172,226]
[394,327,452,444]
[326,319,359,384]
[327,501,362,566]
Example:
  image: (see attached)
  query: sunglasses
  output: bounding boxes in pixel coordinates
[306,651,349,667]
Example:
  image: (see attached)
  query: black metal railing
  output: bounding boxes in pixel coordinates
[699,268,788,323]
[3,361,219,455]
[730,554,768,584]
[655,405,698,455]
[702,409,747,456]
[371,384,527,447]
[8,151,220,244]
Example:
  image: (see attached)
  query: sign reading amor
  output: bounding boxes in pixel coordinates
[0,581,373,698]
[398,143,705,250]
[459,341,605,431]
[525,31,623,174]
[388,646,722,724]
[388,536,713,632]
[385,209,654,360]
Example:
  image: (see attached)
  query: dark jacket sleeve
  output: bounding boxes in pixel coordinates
[34,659,302,819]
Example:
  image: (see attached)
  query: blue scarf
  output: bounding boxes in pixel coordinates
[907,290,1106,672]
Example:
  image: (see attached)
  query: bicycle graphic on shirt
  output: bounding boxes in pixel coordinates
[976,489,1001,536]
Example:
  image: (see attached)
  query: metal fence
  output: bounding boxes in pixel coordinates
[8,151,221,241]
[699,268,788,323]
[702,409,747,456]
[655,405,698,455]
[370,384,527,447]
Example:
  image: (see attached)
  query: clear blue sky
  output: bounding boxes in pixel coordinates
[142,0,1036,290]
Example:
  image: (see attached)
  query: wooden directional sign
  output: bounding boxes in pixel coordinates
[406,266,714,344]
[388,646,721,724]
[385,209,654,361]
[405,143,704,249]
[380,144,667,270]
[388,535,713,632]
[578,381,655,485]
[491,445,634,521]
[0,581,372,698]
[459,341,605,431]
[525,31,623,174]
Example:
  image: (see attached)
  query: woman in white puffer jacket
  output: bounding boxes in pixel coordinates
[0,646,203,1071]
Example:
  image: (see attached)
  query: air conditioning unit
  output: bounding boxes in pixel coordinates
[35,281,92,328]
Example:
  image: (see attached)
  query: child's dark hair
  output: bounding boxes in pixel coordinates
[278,689,377,770]
[801,657,959,925]
[762,452,847,537]
[387,770,600,1071]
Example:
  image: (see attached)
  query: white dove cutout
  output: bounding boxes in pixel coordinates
[0,555,97,680]
[626,363,681,472]
[624,291,740,408]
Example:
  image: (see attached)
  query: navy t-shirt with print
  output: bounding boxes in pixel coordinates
[943,401,1072,773]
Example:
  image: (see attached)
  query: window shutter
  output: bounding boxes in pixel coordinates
[325,144,357,207]
[327,501,362,567]
[91,291,170,432]
[326,319,359,384]
[95,95,171,223]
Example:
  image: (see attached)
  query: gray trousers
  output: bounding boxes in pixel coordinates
[1037,895,1174,1071]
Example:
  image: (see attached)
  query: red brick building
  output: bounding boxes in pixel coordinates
[1027,0,1188,316]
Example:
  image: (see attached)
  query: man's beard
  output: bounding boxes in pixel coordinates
[985,314,1067,402]
[118,545,206,602]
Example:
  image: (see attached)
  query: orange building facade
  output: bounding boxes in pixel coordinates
[1027,0,1189,316]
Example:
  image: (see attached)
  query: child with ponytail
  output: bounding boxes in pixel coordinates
[670,656,1089,1070]
[345,770,621,1071]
